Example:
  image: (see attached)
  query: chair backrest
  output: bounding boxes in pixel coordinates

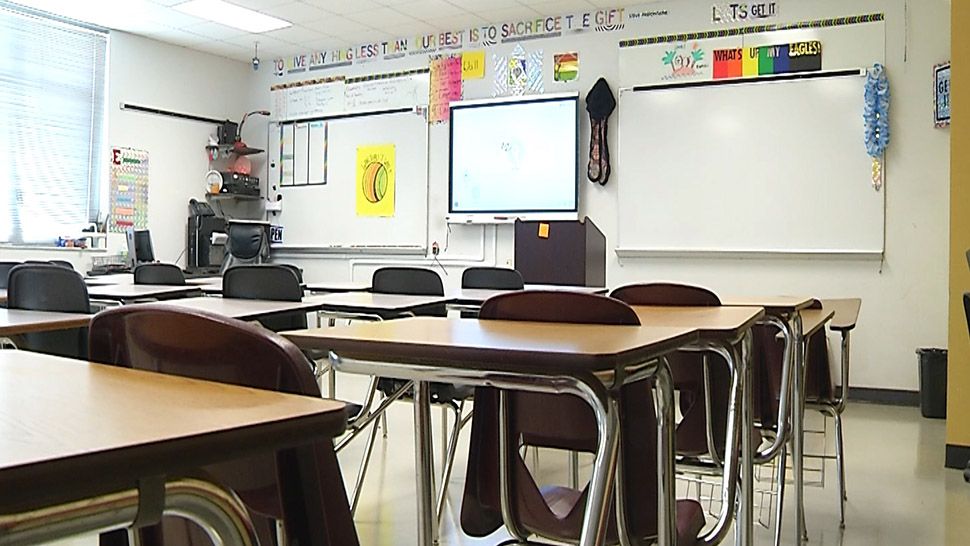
[88,305,359,546]
[372,267,444,296]
[610,282,720,306]
[134,263,186,285]
[610,282,730,459]
[0,261,20,289]
[48,260,74,269]
[464,291,662,543]
[6,264,90,359]
[461,267,525,290]
[276,263,304,283]
[223,223,268,272]
[223,264,306,331]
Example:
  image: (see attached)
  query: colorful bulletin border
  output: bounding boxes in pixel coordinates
[108,147,149,234]
[269,68,429,92]
[619,13,884,48]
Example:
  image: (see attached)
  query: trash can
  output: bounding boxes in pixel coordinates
[917,348,947,419]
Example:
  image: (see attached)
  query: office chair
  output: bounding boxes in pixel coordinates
[462,290,706,545]
[223,264,305,332]
[6,263,90,359]
[461,266,525,290]
[134,263,186,285]
[222,222,268,272]
[89,305,359,546]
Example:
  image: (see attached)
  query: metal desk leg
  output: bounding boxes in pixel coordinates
[413,380,437,546]
[0,477,258,546]
[737,333,755,546]
[792,313,807,544]
[654,359,677,546]
[571,378,620,546]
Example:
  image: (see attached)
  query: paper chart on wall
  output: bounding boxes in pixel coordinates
[293,123,310,185]
[279,124,295,186]
[345,73,430,113]
[429,54,463,124]
[308,121,328,185]
[108,147,149,233]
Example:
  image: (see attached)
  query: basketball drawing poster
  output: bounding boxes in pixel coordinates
[356,144,396,217]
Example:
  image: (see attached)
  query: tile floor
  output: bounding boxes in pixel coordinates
[49,373,970,545]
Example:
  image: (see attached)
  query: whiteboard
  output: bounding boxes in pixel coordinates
[616,73,884,255]
[271,109,429,250]
[345,72,430,113]
[272,79,346,121]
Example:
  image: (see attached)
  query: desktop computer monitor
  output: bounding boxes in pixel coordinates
[126,229,155,267]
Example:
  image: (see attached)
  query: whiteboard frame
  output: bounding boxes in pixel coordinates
[616,67,885,258]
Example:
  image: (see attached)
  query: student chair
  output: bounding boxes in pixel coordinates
[49,259,74,269]
[133,262,186,285]
[461,290,706,545]
[0,261,20,289]
[222,222,268,272]
[6,263,90,359]
[88,305,359,546]
[338,266,472,520]
[610,283,734,460]
[222,264,305,332]
[461,266,525,290]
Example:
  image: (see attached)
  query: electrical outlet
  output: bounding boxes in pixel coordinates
[432,242,440,256]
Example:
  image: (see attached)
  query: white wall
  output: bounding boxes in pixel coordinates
[0,31,253,271]
[249,0,949,391]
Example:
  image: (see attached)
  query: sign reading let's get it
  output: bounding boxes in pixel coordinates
[712,2,779,24]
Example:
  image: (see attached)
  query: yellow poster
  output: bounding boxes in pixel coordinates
[356,144,395,217]
[461,50,485,80]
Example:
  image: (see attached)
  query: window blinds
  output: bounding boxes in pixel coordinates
[0,3,106,244]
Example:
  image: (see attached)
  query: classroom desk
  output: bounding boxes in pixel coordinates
[632,305,764,546]
[311,292,451,320]
[283,317,699,546]
[822,298,862,332]
[720,295,815,544]
[86,283,203,303]
[447,285,609,309]
[0,350,347,545]
[304,280,372,293]
[150,296,328,321]
[84,273,135,285]
[0,308,92,336]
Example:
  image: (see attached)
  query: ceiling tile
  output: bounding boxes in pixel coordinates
[301,15,372,36]
[224,0,294,9]
[263,23,329,44]
[182,20,251,40]
[302,0,382,15]
[391,0,464,19]
[447,0,521,10]
[261,2,329,24]
[344,6,418,27]
[522,0,596,14]
[137,26,212,46]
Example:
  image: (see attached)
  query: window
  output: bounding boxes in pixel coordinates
[0,3,107,244]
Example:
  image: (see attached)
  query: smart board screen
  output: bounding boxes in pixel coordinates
[449,95,578,216]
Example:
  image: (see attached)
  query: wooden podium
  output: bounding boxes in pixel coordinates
[514,217,606,287]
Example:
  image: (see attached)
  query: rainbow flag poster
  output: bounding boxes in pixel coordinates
[712,41,821,80]
[554,52,579,82]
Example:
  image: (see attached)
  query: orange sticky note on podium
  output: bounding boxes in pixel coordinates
[538,223,550,239]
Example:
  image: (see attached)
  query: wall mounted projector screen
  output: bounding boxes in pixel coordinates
[448,93,579,222]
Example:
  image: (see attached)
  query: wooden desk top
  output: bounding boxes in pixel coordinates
[185,277,224,286]
[0,351,346,513]
[283,317,698,375]
[799,308,836,337]
[150,296,325,320]
[304,281,372,293]
[720,295,815,313]
[0,308,92,336]
[84,274,134,286]
[631,306,764,339]
[309,292,450,313]
[87,284,202,300]
[821,298,861,331]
